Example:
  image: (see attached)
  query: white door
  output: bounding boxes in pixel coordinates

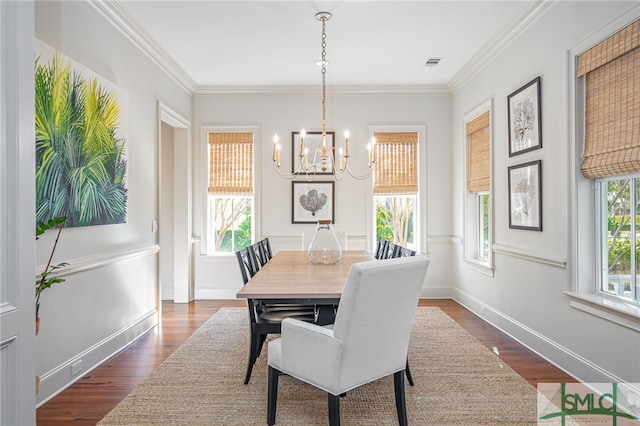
[0,1,37,424]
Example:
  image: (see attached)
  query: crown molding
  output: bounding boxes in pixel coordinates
[88,0,196,94]
[194,84,451,96]
[448,0,556,93]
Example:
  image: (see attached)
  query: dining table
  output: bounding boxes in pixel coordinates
[236,250,375,323]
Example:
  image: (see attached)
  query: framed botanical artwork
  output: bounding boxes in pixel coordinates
[291,131,335,174]
[292,181,335,224]
[508,160,542,231]
[507,76,542,156]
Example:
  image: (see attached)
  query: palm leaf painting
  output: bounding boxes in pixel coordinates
[35,52,127,227]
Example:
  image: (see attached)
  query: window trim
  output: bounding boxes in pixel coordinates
[567,9,640,326]
[199,125,261,256]
[367,125,425,254]
[462,99,494,276]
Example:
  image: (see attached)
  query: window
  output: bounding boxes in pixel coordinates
[478,192,490,261]
[207,132,254,254]
[464,106,492,271]
[597,177,639,302]
[575,18,640,307]
[373,131,418,251]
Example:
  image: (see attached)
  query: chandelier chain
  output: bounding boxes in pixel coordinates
[321,16,327,137]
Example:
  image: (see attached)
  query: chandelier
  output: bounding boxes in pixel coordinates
[271,12,376,181]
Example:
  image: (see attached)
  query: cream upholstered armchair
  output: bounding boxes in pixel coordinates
[267,256,430,426]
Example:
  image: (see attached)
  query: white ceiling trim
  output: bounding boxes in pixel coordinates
[448,0,556,93]
[89,0,196,94]
[194,84,452,96]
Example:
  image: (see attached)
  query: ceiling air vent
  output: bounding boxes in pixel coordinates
[425,57,442,67]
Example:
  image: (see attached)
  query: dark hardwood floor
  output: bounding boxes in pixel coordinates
[36,299,576,425]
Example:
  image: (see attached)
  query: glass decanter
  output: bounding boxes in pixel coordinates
[308,220,342,264]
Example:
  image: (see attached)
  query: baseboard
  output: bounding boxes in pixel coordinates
[36,309,158,407]
[452,289,627,386]
[195,287,453,301]
[420,286,455,298]
[195,288,240,300]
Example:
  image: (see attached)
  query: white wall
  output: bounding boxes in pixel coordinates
[451,1,639,384]
[34,1,191,405]
[191,92,453,299]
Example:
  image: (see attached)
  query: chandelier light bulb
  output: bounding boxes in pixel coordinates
[272,134,279,161]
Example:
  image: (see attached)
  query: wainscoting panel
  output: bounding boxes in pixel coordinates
[36,246,159,406]
[453,289,633,387]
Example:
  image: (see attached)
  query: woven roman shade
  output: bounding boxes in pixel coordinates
[373,132,418,195]
[208,132,253,196]
[466,111,490,193]
[578,19,640,179]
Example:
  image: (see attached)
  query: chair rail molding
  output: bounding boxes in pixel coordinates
[35,244,160,278]
[492,242,567,269]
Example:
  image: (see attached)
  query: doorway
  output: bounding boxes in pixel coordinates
[158,103,192,303]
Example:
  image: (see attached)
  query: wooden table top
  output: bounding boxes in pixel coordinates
[236,250,375,300]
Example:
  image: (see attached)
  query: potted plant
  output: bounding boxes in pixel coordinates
[35,216,68,334]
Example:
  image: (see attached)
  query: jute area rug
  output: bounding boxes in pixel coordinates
[99,307,540,425]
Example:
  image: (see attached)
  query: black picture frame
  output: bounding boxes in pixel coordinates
[292,181,335,224]
[507,76,542,156]
[508,160,542,231]
[291,131,335,174]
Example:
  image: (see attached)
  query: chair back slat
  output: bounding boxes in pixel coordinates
[251,242,268,267]
[260,238,273,260]
[382,242,399,259]
[374,238,389,260]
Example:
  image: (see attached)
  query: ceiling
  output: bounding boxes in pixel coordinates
[107,1,544,93]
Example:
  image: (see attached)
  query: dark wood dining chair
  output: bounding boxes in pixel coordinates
[374,238,389,259]
[396,246,416,257]
[383,241,400,259]
[235,246,316,384]
[260,237,273,261]
[251,241,269,267]
[236,246,261,283]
